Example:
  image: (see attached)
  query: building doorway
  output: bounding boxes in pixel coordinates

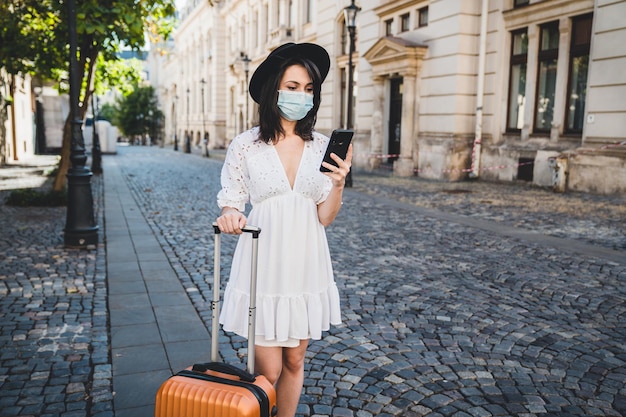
[388,77,403,163]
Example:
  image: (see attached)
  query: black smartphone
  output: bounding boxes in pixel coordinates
[320,129,353,172]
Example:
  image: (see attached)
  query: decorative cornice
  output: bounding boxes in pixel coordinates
[364,36,427,77]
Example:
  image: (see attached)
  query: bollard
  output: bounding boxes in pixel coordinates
[549,156,568,193]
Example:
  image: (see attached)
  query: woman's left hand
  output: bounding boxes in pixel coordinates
[322,144,353,188]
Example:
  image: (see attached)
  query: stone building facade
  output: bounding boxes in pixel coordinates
[151,0,626,193]
[1,71,35,164]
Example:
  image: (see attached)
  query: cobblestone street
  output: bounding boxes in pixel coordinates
[0,160,109,417]
[1,145,624,416]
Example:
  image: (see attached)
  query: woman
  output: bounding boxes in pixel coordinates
[216,42,352,417]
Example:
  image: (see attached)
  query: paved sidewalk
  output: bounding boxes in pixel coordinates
[103,155,213,417]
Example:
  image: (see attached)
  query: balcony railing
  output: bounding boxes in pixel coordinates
[268,26,294,48]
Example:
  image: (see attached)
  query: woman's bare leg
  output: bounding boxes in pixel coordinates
[255,340,309,417]
[255,345,283,384]
[275,340,308,417]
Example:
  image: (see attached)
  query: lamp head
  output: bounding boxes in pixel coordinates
[344,1,361,29]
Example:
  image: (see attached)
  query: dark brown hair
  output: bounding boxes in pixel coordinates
[257,57,322,143]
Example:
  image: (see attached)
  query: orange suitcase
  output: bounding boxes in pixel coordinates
[155,225,277,417]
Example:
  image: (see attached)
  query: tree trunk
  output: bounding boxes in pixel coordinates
[52,50,97,191]
[52,116,72,191]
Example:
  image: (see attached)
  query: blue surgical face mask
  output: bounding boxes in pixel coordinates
[277,90,314,121]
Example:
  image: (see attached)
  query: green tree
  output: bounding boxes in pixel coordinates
[94,54,146,98]
[116,85,163,144]
[0,0,60,164]
[0,0,176,190]
[98,102,118,124]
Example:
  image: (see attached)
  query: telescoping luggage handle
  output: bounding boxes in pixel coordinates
[211,222,261,374]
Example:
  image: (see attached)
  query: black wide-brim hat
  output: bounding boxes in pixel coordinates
[249,42,331,104]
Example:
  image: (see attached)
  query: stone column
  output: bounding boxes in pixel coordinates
[522,24,539,141]
[551,17,571,142]
[394,75,416,176]
[279,0,288,28]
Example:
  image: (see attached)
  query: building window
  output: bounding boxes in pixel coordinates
[418,6,428,27]
[385,19,393,36]
[534,21,559,132]
[565,14,592,133]
[514,0,530,7]
[400,13,410,32]
[507,29,528,131]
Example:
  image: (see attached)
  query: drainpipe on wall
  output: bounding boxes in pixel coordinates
[470,0,488,178]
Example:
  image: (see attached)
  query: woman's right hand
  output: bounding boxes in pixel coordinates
[216,207,247,234]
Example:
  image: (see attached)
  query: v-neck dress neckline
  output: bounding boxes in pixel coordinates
[272,141,307,191]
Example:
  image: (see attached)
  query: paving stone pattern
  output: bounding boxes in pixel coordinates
[350,171,626,251]
[0,145,624,417]
[0,174,111,417]
[117,147,625,417]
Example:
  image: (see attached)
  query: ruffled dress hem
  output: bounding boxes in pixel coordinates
[219,283,342,342]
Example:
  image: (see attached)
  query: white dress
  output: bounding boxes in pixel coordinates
[217,127,342,346]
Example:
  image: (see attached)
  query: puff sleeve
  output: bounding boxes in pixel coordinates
[217,135,250,212]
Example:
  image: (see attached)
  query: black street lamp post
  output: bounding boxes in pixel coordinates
[138,113,144,144]
[148,109,153,145]
[185,87,191,153]
[174,94,179,151]
[201,78,209,157]
[241,53,251,130]
[344,0,360,188]
[64,0,98,247]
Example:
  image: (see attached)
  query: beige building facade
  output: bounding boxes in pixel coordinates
[153,0,626,194]
[1,71,35,164]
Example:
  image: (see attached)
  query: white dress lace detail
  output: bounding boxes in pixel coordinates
[217,127,341,344]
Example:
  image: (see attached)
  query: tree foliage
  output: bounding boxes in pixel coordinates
[95,55,145,97]
[0,1,64,77]
[0,0,176,189]
[98,102,118,124]
[116,85,164,141]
